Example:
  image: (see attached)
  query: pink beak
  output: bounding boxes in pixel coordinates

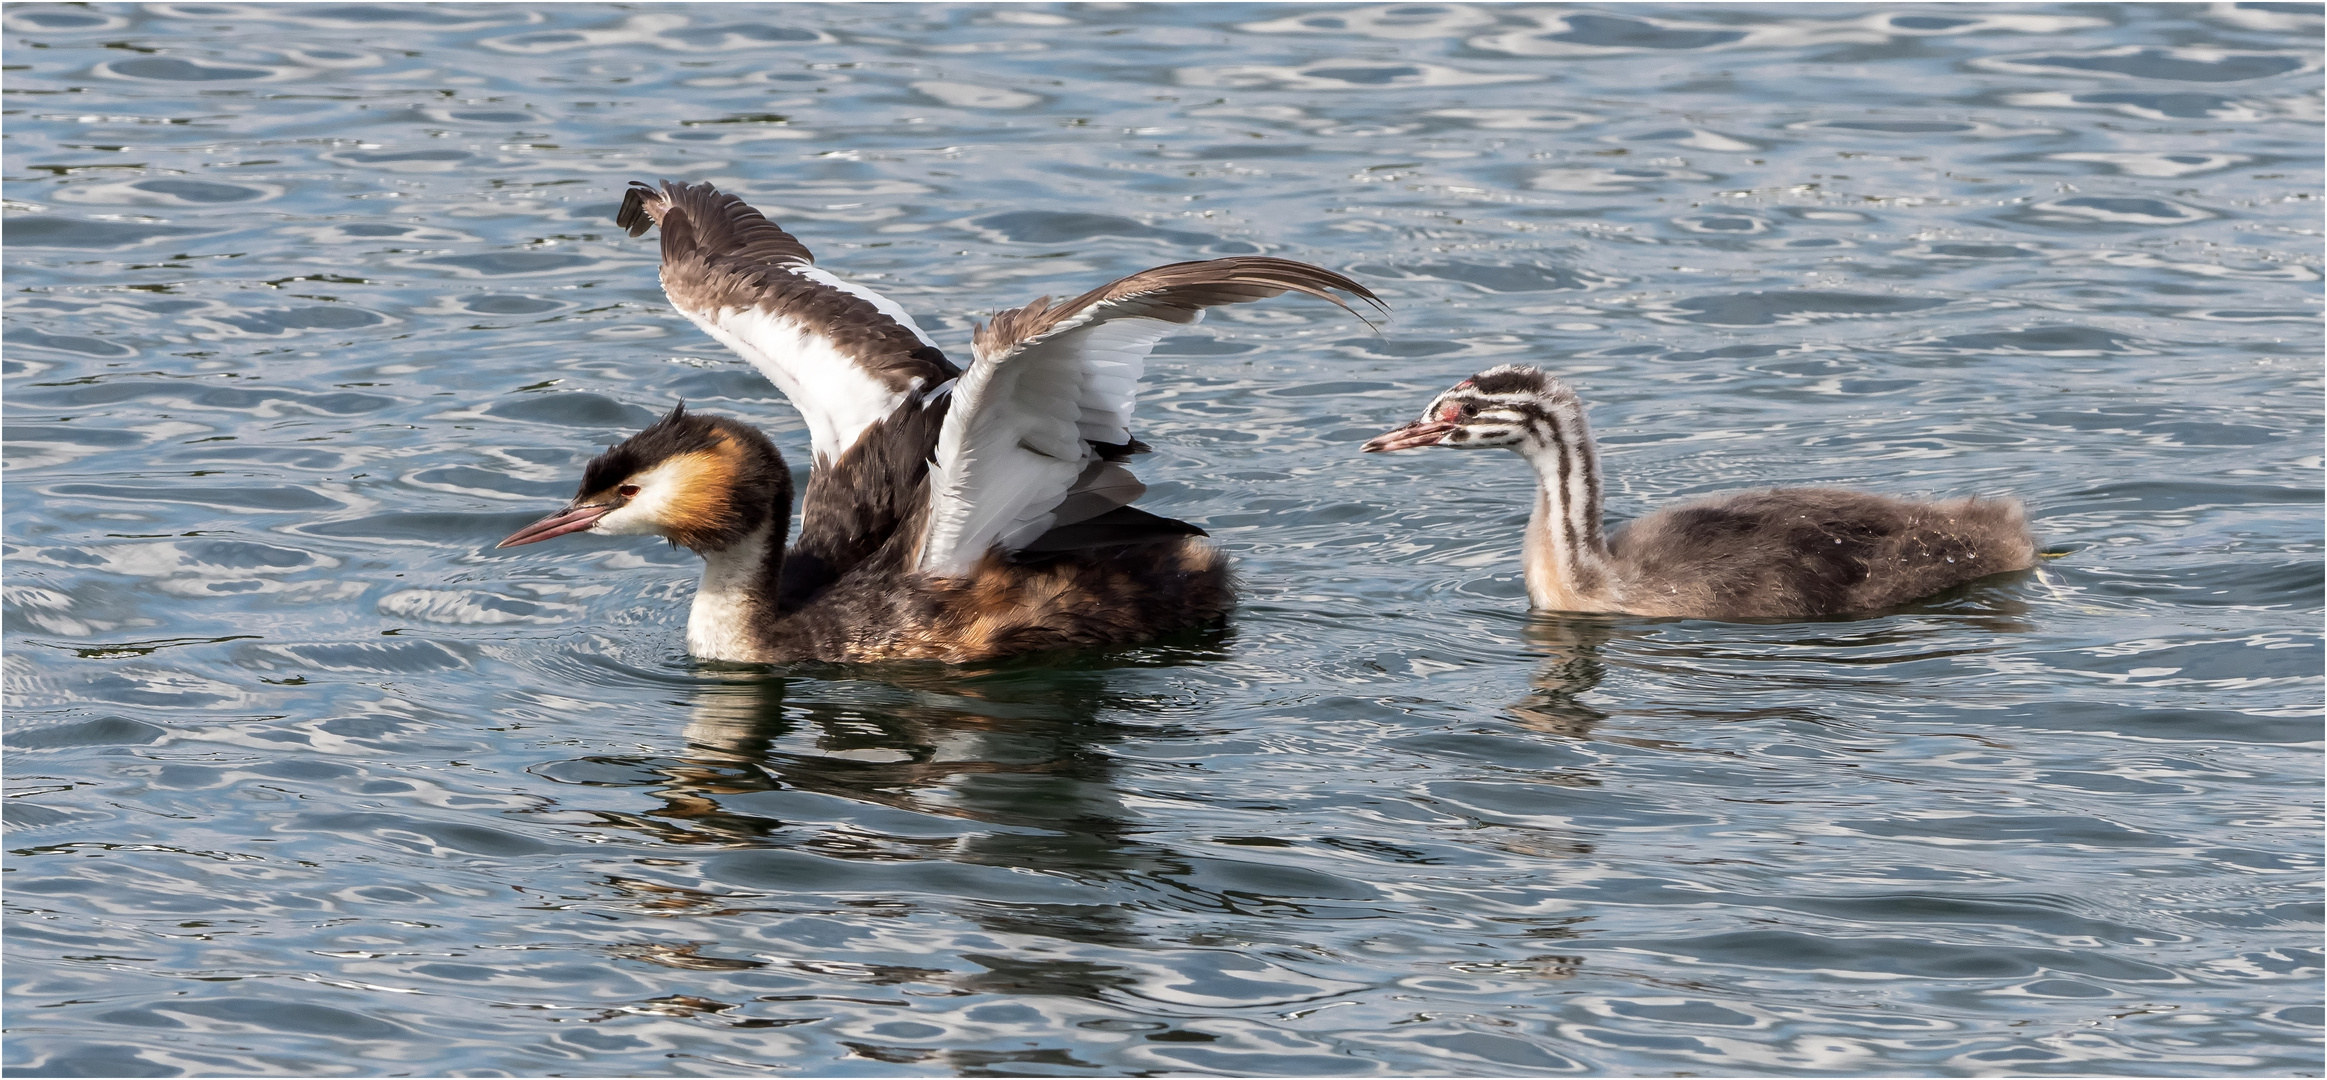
[497,503,613,548]
[1361,419,1458,453]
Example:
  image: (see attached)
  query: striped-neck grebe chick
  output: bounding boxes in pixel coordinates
[1362,365,2038,619]
[500,181,1379,663]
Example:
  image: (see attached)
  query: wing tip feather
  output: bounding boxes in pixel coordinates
[615,179,819,269]
[971,257,1388,361]
[1211,255,1390,330]
[615,180,666,238]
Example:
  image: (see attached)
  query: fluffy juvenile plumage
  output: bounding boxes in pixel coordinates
[501,181,1376,663]
[1364,365,2038,619]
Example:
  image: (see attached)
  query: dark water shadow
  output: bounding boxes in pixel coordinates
[566,641,1253,988]
[1507,614,1627,740]
[1508,578,2040,747]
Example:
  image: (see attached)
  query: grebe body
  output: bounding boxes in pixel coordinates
[501,405,1235,663]
[1363,365,2038,619]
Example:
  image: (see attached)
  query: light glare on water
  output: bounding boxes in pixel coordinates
[3,3,2320,1076]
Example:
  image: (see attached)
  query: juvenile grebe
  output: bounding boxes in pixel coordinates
[499,181,1379,663]
[1362,365,2037,619]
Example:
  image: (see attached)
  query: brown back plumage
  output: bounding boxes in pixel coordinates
[813,538,1235,664]
[1611,489,2037,618]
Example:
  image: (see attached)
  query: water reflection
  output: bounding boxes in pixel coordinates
[1509,587,2038,754]
[668,660,1201,991]
[677,666,1152,834]
[645,644,1455,1014]
[1508,615,1623,739]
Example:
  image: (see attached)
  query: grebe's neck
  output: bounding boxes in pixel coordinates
[1516,398,1619,613]
[686,519,782,661]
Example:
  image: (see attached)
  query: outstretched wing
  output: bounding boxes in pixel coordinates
[617,180,959,467]
[916,257,1382,576]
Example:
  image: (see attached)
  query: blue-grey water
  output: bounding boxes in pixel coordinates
[5,4,2321,1076]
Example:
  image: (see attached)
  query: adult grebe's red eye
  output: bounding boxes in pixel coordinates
[619,484,640,498]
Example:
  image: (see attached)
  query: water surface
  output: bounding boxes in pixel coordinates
[5,3,2321,1075]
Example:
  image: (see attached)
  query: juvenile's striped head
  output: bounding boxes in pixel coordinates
[1362,365,1580,453]
[498,403,790,554]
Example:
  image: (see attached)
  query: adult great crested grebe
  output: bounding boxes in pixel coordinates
[499,181,1380,663]
[1363,365,2037,619]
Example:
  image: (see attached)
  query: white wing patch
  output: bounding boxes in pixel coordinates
[683,305,914,466]
[636,181,957,471]
[917,308,1200,576]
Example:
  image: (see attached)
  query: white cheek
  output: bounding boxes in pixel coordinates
[592,504,662,537]
[585,459,692,538]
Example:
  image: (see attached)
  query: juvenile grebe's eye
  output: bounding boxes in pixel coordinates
[618,484,641,498]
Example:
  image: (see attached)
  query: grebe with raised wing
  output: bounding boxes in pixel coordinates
[501,181,1380,663]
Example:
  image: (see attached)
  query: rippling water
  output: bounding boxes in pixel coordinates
[5,3,2322,1075]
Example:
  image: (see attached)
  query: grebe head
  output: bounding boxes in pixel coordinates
[1362,365,1576,453]
[498,403,790,554]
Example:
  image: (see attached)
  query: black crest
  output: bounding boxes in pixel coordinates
[579,402,728,498]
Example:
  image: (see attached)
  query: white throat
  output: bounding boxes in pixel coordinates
[685,520,776,661]
[1517,427,1618,613]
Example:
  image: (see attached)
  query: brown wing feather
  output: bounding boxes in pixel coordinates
[618,179,815,268]
[973,256,1384,360]
[614,180,953,397]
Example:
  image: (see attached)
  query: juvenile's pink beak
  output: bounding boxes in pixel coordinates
[497,503,612,548]
[1362,419,1458,453]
